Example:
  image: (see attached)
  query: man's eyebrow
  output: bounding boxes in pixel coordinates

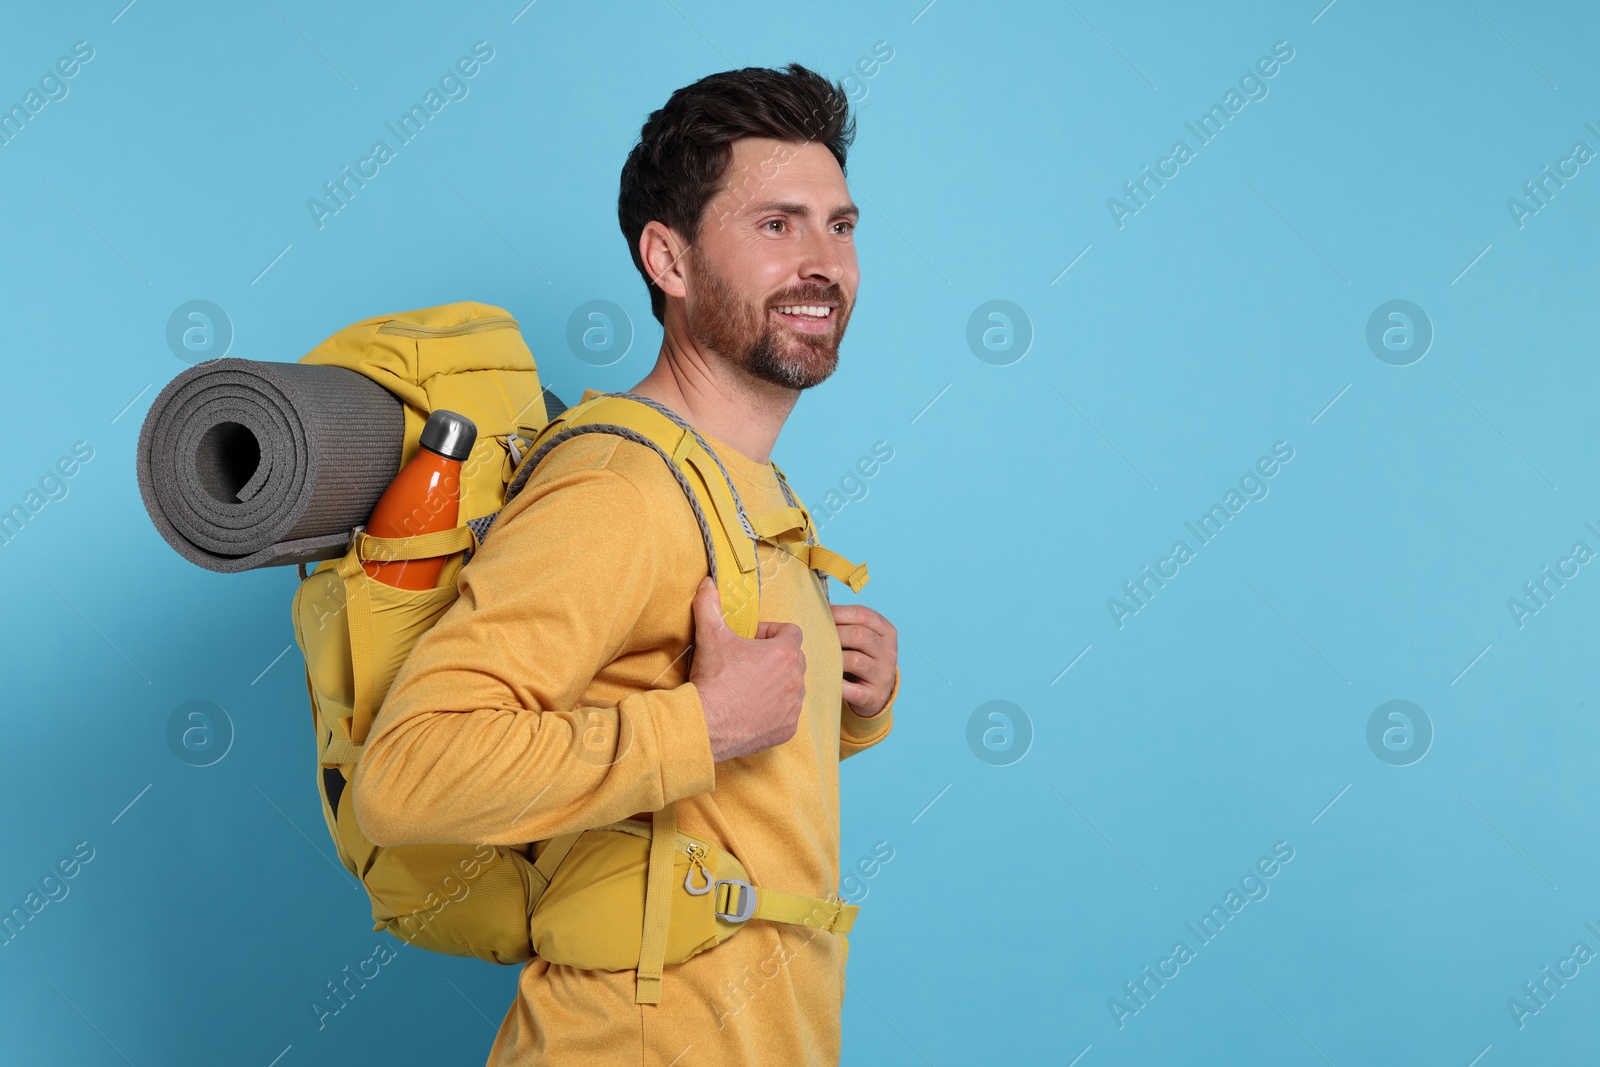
[745,199,860,221]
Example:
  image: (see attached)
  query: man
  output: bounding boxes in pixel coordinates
[352,62,899,1065]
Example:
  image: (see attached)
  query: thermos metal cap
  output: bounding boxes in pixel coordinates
[419,409,477,461]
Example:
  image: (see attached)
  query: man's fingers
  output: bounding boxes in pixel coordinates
[753,620,803,644]
[834,622,885,656]
[829,603,878,627]
[834,621,873,645]
[842,649,882,682]
[829,603,879,626]
[766,620,802,642]
[830,603,893,639]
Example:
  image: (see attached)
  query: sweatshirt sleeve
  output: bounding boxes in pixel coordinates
[839,665,897,760]
[351,447,716,848]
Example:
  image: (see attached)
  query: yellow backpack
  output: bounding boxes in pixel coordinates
[291,301,871,1003]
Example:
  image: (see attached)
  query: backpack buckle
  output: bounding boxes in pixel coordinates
[713,879,757,923]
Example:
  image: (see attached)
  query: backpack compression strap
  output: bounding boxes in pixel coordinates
[635,803,679,1004]
[630,803,856,1005]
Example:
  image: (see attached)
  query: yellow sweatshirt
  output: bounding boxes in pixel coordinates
[351,393,897,1066]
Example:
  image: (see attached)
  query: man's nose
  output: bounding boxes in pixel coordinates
[797,222,845,284]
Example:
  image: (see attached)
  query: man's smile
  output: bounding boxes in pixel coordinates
[770,303,835,334]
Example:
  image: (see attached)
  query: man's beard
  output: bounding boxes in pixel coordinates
[685,251,849,390]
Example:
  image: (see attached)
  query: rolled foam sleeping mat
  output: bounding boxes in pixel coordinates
[137,358,405,573]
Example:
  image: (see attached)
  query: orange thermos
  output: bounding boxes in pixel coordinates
[362,409,477,589]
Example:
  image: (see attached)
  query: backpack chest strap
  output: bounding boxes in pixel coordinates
[748,507,870,592]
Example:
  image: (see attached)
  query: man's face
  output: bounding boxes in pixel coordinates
[682,137,860,390]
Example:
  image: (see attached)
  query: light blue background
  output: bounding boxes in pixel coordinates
[2,1,1597,1064]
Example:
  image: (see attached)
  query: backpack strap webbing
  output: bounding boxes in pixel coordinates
[528,831,582,897]
[714,880,857,933]
[745,506,869,592]
[635,802,679,1004]
[480,391,868,626]
[484,392,766,639]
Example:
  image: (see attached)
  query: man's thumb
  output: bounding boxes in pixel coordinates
[692,577,730,638]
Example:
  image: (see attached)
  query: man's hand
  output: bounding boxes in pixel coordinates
[689,577,807,761]
[831,603,897,717]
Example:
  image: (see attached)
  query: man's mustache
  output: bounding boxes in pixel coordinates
[768,287,845,309]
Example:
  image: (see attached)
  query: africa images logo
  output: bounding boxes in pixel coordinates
[1107,442,1294,628]
[1105,40,1295,229]
[306,41,495,230]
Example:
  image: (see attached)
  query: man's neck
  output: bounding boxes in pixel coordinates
[628,320,798,466]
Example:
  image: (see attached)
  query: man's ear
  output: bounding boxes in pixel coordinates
[640,221,691,303]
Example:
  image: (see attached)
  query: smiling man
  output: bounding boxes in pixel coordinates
[352,63,901,1066]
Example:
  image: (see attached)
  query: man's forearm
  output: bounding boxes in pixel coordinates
[352,681,716,847]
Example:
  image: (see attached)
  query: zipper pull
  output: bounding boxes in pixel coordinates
[683,843,712,895]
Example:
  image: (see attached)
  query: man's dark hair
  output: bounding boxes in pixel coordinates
[618,63,856,325]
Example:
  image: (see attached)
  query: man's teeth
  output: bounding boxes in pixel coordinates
[774,305,831,318]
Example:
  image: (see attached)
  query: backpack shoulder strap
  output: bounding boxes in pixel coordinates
[478,391,764,639]
[583,393,869,599]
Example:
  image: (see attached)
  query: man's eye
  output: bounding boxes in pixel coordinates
[834,221,855,235]
[764,219,786,233]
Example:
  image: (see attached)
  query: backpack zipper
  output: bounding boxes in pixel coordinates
[376,316,518,338]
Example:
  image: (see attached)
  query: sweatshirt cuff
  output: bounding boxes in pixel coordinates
[842,666,898,742]
[641,682,717,804]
